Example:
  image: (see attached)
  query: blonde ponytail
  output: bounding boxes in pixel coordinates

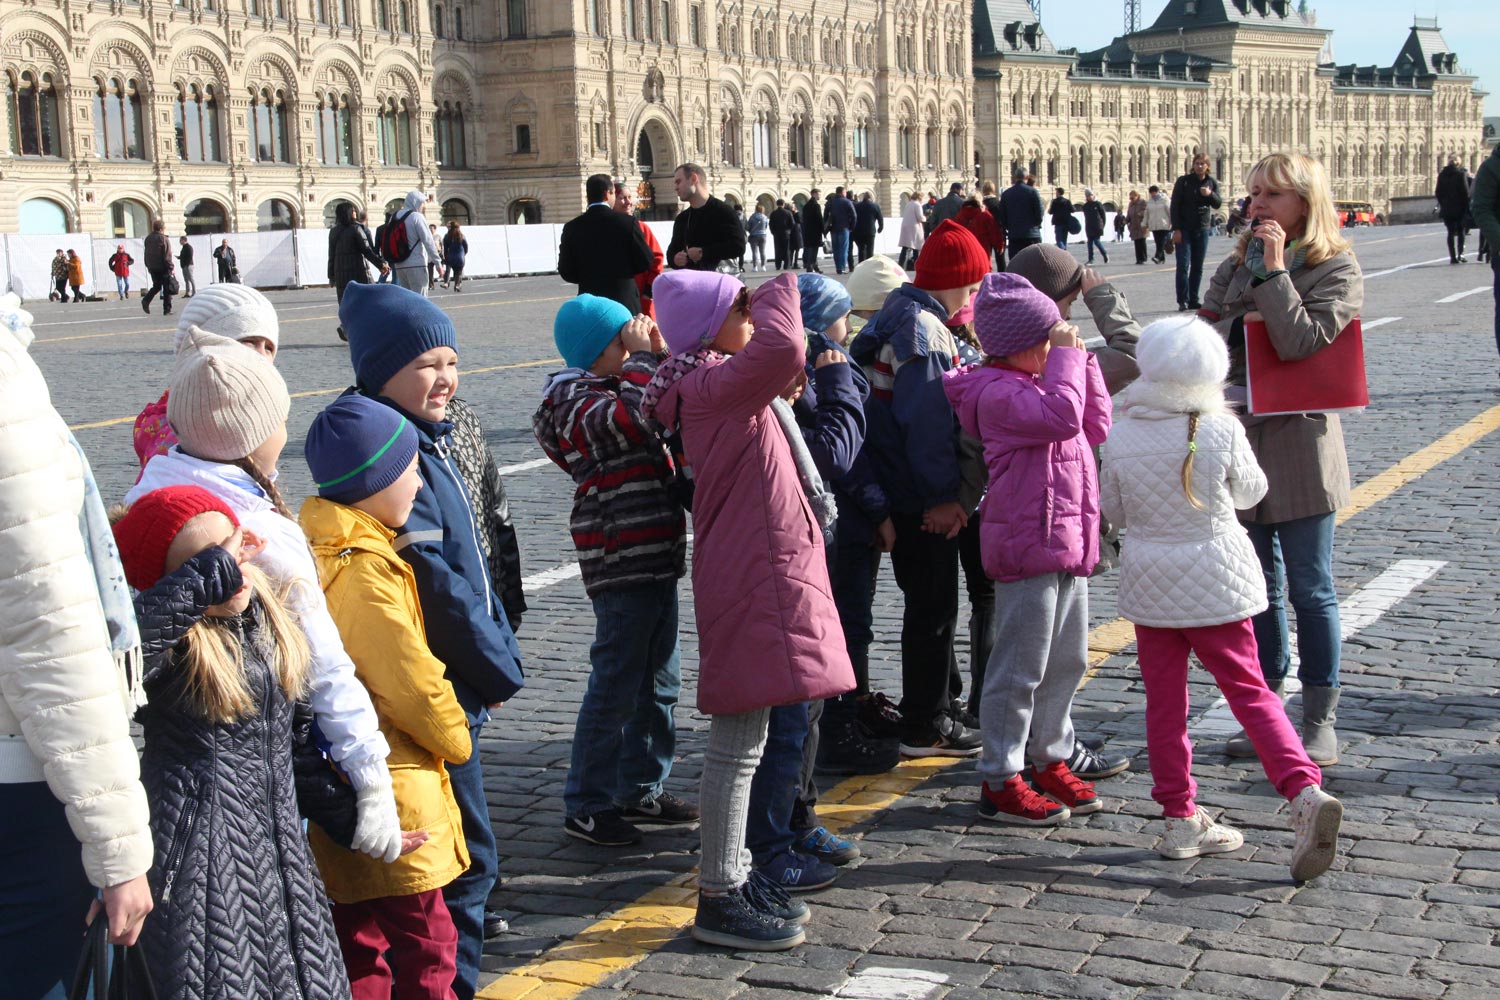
[1181,413,1205,511]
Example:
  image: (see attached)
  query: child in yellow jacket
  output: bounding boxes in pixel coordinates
[299,392,471,1000]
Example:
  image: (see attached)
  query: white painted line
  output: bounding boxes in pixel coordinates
[1188,559,1446,738]
[1436,286,1490,304]
[836,967,950,1000]
[497,456,553,476]
[1362,317,1401,330]
[1362,256,1453,280]
[521,561,583,594]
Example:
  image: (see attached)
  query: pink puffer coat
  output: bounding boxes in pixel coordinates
[647,272,854,715]
[942,347,1111,583]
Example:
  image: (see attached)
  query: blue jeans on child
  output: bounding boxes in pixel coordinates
[745,702,813,863]
[563,581,682,818]
[1174,228,1212,305]
[444,717,498,1000]
[1244,512,1341,688]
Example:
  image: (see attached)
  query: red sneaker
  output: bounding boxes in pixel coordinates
[978,775,1070,826]
[1029,761,1103,815]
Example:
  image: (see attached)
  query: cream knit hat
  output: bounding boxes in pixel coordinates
[168,326,291,461]
[845,256,907,312]
[173,284,280,353]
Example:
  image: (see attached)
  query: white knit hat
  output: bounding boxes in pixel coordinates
[173,284,280,354]
[845,256,907,312]
[168,326,291,461]
[1136,315,1229,387]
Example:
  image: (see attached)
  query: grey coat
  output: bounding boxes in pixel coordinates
[1080,283,1142,395]
[1201,249,1364,524]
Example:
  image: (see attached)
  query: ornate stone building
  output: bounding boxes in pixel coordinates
[0,1,975,234]
[973,0,1487,215]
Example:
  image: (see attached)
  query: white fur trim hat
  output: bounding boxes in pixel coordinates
[1136,315,1229,387]
[174,284,280,354]
[168,326,290,461]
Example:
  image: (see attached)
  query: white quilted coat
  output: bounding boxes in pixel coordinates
[0,298,153,888]
[1101,381,1269,628]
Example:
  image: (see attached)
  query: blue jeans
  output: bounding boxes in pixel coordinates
[563,581,681,817]
[115,275,128,298]
[1244,512,1341,688]
[832,229,852,272]
[1174,229,1211,306]
[745,702,811,863]
[444,719,498,1000]
[1054,225,1070,249]
[1086,236,1108,261]
[0,783,95,1000]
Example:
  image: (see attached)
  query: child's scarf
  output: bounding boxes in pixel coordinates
[640,349,726,427]
[770,398,838,531]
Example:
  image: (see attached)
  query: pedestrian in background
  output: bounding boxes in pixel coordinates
[1082,189,1109,264]
[1126,190,1149,264]
[828,188,857,274]
[178,236,196,298]
[747,203,769,270]
[108,243,134,300]
[65,249,86,303]
[800,189,825,273]
[1048,188,1075,249]
[614,183,665,318]
[328,202,388,341]
[442,221,469,291]
[1113,208,1127,243]
[1470,142,1500,365]
[998,168,1046,264]
[956,196,1003,270]
[49,248,68,302]
[386,191,441,296]
[664,163,746,273]
[558,174,655,313]
[142,219,175,315]
[898,192,925,270]
[213,238,239,283]
[1145,185,1173,263]
[1170,153,1222,310]
[1436,154,1471,264]
[853,192,883,266]
[769,198,797,270]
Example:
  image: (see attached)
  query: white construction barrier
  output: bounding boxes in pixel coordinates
[6,234,95,301]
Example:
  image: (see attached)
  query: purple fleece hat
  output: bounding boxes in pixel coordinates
[653,270,744,355]
[972,272,1062,358]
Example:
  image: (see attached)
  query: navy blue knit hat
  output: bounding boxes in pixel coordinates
[304,393,419,504]
[341,282,458,392]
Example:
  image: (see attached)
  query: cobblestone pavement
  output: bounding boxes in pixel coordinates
[34,224,1500,1000]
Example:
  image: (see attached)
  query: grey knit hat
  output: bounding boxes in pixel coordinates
[1006,244,1085,303]
[168,326,291,461]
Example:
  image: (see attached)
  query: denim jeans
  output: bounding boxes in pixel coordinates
[443,719,497,1000]
[1174,228,1211,305]
[1054,225,1070,249]
[563,581,681,817]
[832,229,852,272]
[745,702,811,863]
[1086,236,1108,261]
[1244,512,1341,688]
[116,275,129,298]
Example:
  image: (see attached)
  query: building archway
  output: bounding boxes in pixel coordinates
[633,115,679,221]
[508,198,540,224]
[19,197,69,234]
[322,198,357,227]
[441,198,472,225]
[257,198,298,231]
[184,197,229,235]
[107,198,151,238]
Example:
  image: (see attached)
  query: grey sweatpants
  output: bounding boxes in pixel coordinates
[978,572,1089,783]
[393,265,429,296]
[699,707,770,893]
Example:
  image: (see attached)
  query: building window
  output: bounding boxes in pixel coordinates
[689,4,701,46]
[947,126,962,170]
[442,198,471,224]
[6,70,62,157]
[249,87,290,162]
[515,123,531,153]
[719,109,741,166]
[509,198,540,224]
[587,0,601,35]
[339,0,350,24]
[507,0,526,36]
[455,5,463,38]
[626,2,639,40]
[398,1,410,32]
[852,118,869,169]
[787,114,808,167]
[661,2,672,42]
[174,83,222,162]
[375,0,388,28]
[752,112,773,167]
[315,90,355,165]
[897,124,913,168]
[257,198,298,231]
[315,0,329,23]
[433,3,443,37]
[821,117,843,168]
[435,101,467,167]
[93,75,146,160]
[274,0,286,17]
[378,96,415,165]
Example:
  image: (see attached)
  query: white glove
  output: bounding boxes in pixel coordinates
[352,778,402,864]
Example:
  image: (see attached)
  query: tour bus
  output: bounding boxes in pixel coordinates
[1335,201,1376,227]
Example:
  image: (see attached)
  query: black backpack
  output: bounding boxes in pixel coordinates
[376,210,415,264]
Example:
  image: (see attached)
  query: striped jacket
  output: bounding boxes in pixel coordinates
[533,353,687,597]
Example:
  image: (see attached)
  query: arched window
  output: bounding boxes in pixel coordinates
[322,198,356,227]
[174,82,222,163]
[249,87,291,162]
[183,197,229,235]
[507,0,527,36]
[398,1,411,33]
[19,197,69,235]
[339,0,351,24]
[947,125,962,170]
[256,198,298,231]
[897,119,913,169]
[315,90,355,165]
[851,106,871,169]
[719,108,742,166]
[93,75,146,160]
[441,198,471,225]
[6,70,63,157]
[378,95,416,166]
[820,101,843,169]
[435,100,467,167]
[509,198,541,225]
[108,198,152,238]
[315,0,329,23]
[376,0,389,28]
[787,111,808,168]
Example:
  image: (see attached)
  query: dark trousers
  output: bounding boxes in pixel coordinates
[1445,217,1467,260]
[1134,236,1149,264]
[69,283,84,302]
[830,525,882,696]
[898,246,918,270]
[1086,236,1108,262]
[772,233,790,269]
[141,267,173,313]
[1174,229,1211,307]
[443,720,497,1000]
[957,517,997,715]
[745,699,822,863]
[1006,236,1041,265]
[854,236,876,264]
[0,782,95,1000]
[1493,258,1499,361]
[1152,230,1171,261]
[802,241,821,272]
[53,275,67,300]
[889,511,960,738]
[334,888,458,1000]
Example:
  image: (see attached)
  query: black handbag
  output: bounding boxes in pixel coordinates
[69,913,158,1000]
[166,273,181,296]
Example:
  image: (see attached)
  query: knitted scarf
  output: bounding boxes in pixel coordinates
[1246,236,1309,280]
[770,398,838,531]
[640,349,726,426]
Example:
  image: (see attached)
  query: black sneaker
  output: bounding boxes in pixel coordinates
[1065,739,1131,780]
[620,791,699,824]
[484,909,509,937]
[816,719,900,775]
[856,692,903,741]
[899,714,982,758]
[564,808,643,846]
[744,869,810,924]
[692,886,805,951]
[951,698,980,731]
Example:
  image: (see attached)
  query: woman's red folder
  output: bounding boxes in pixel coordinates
[1245,316,1368,416]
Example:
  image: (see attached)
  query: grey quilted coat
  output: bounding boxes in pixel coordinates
[134,546,351,1000]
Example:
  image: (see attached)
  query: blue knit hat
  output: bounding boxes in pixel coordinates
[341,282,458,392]
[796,273,853,335]
[304,393,419,504]
[554,294,632,370]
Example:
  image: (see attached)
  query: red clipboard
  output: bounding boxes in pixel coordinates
[1245,315,1368,416]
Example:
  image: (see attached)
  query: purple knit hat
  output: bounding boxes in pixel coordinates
[972,272,1062,358]
[653,270,744,356]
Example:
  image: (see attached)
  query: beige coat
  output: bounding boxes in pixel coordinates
[1126,198,1149,240]
[1201,250,1364,524]
[1081,283,1142,395]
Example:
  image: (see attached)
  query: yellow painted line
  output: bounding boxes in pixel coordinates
[65,358,562,432]
[1337,404,1500,524]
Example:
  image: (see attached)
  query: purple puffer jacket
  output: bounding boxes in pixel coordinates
[942,348,1111,583]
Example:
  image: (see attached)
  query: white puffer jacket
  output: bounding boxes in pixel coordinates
[0,299,153,888]
[1101,380,1269,628]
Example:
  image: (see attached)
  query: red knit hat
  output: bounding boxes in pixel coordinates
[113,485,239,591]
[914,220,991,292]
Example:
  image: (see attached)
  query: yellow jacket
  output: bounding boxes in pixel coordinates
[299,497,471,903]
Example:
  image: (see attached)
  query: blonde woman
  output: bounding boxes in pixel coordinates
[1196,151,1363,768]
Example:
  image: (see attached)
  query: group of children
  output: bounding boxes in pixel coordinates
[101,194,1349,991]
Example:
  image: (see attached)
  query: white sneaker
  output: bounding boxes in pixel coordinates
[1158,808,1245,860]
[1289,785,1343,882]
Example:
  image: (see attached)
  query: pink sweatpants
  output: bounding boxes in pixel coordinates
[1136,617,1321,818]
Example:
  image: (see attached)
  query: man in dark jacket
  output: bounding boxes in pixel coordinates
[664,162,745,272]
[559,173,655,311]
[925,182,964,235]
[801,190,825,273]
[140,219,174,316]
[1469,144,1500,363]
[853,193,884,266]
[1170,152,1222,310]
[213,239,238,283]
[997,169,1044,264]
[1081,189,1108,265]
[769,198,797,270]
[176,237,196,298]
[1436,156,1473,264]
[1048,188,1075,249]
[828,187,858,274]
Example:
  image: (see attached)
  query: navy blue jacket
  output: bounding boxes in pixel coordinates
[800,333,888,544]
[997,182,1045,243]
[854,200,884,239]
[360,390,525,717]
[828,196,858,233]
[847,285,963,516]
